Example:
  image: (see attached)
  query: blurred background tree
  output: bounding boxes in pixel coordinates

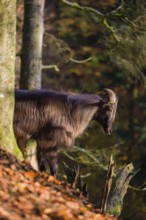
[20,0,45,89]
[16,0,146,219]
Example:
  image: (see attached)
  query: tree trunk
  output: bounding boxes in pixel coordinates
[20,0,45,89]
[0,0,20,156]
[106,163,135,217]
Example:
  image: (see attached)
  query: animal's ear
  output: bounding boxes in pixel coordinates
[103,103,110,108]
[98,100,107,107]
[98,100,112,110]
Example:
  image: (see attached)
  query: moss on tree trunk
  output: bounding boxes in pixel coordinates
[0,0,22,158]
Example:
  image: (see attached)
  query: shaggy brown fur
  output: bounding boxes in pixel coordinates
[14,89,118,176]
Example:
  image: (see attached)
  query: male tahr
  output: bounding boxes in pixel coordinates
[14,89,118,176]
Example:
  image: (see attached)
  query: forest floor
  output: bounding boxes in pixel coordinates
[0,148,117,220]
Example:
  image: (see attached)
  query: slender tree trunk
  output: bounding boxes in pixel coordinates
[0,0,20,155]
[20,0,45,89]
[127,85,136,161]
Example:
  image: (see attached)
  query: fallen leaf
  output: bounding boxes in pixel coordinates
[24,170,38,179]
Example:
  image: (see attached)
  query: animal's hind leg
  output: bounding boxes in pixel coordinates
[16,137,28,159]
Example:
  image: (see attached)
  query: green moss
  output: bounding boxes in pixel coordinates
[0,127,23,160]
[11,132,23,160]
[108,202,122,217]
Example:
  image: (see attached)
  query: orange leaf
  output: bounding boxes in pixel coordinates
[47,175,61,185]
[24,170,38,179]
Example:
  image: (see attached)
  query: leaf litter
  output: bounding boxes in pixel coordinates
[0,148,117,220]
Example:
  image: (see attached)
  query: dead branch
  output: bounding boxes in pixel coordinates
[63,162,88,197]
[100,155,115,213]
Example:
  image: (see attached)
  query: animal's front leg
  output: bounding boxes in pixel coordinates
[46,146,58,177]
[36,143,46,172]
[36,144,58,177]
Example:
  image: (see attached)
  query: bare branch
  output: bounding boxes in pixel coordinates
[102,19,120,42]
[107,0,124,15]
[129,185,146,191]
[62,0,121,42]
[63,162,88,197]
[42,65,60,72]
[62,0,104,17]
[100,155,115,213]
[70,57,92,64]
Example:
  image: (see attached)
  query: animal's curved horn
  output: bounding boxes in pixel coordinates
[98,88,117,104]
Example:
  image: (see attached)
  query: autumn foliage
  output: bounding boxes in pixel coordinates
[0,148,117,220]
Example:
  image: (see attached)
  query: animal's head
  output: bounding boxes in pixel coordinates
[96,89,118,135]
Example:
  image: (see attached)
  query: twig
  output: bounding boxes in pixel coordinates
[70,57,92,64]
[107,0,124,15]
[129,185,146,191]
[62,0,104,17]
[62,0,122,42]
[102,19,120,42]
[42,65,60,72]
[60,147,107,170]
[63,162,88,197]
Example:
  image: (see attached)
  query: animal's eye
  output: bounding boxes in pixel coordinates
[103,103,108,108]
[103,104,111,110]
